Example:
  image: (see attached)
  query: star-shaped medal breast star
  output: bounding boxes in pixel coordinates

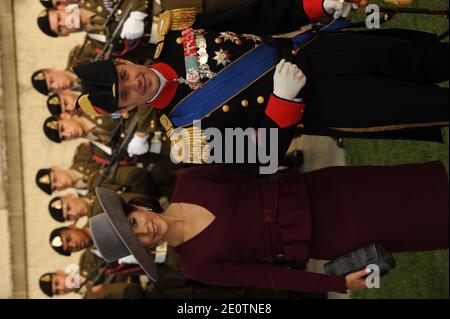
[213,48,231,67]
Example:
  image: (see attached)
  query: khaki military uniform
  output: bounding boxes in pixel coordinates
[78,250,143,299]
[70,142,103,183]
[81,109,146,165]
[80,0,150,51]
[65,43,98,72]
[85,164,158,196]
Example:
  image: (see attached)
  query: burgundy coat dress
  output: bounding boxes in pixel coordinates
[172,162,449,293]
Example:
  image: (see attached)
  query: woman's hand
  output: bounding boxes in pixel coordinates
[345,269,370,291]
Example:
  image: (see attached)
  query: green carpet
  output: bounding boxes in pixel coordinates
[345,0,449,299]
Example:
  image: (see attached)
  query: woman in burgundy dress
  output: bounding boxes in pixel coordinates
[91,161,448,293]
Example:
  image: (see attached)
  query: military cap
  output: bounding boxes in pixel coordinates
[31,69,49,96]
[43,116,61,143]
[49,227,71,256]
[37,9,58,38]
[40,0,54,9]
[73,60,119,116]
[39,273,55,297]
[36,168,52,195]
[49,197,65,222]
[47,94,62,116]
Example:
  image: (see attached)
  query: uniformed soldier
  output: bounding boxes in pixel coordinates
[35,142,102,195]
[48,191,158,222]
[42,107,172,169]
[36,0,352,63]
[73,12,449,171]
[49,224,93,256]
[31,68,80,96]
[38,250,144,298]
[66,42,99,72]
[36,156,168,197]
[46,90,80,116]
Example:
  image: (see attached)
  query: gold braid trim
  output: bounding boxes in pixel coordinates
[170,8,198,31]
[169,126,210,164]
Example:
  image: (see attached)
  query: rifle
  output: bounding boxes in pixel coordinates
[76,0,125,62]
[97,114,140,187]
[95,0,135,61]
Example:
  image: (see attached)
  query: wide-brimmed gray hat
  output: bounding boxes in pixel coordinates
[89,187,158,281]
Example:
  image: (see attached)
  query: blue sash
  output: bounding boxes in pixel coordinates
[169,18,351,128]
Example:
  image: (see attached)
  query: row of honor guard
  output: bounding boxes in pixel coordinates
[33,0,309,299]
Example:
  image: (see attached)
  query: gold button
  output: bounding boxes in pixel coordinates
[97,6,103,12]
[235,39,242,45]
[291,49,299,56]
[297,124,305,129]
[176,37,183,44]
[96,119,103,125]
[257,96,265,104]
[79,166,84,172]
[86,2,91,7]
[117,9,122,16]
[120,133,125,138]
[122,113,129,119]
[241,100,249,107]
[215,37,223,44]
[222,105,230,113]
[162,136,167,141]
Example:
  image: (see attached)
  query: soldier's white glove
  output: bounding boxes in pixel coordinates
[323,0,359,19]
[120,11,148,40]
[127,134,150,157]
[273,59,307,101]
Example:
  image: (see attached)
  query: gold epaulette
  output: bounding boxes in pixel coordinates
[154,7,198,59]
[159,115,209,164]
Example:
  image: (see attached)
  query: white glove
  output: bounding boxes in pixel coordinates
[323,0,359,19]
[127,134,150,157]
[273,59,307,101]
[120,11,148,40]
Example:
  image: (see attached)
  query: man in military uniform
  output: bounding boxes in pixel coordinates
[31,40,98,95]
[73,6,449,172]
[31,68,80,96]
[36,151,169,197]
[43,107,173,169]
[48,191,158,222]
[35,142,102,196]
[39,250,144,298]
[46,90,80,116]
[49,224,93,256]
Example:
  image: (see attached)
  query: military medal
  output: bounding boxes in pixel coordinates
[181,28,202,90]
[213,48,231,67]
[242,34,263,44]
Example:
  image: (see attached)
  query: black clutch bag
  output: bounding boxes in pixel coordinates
[324,243,396,276]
